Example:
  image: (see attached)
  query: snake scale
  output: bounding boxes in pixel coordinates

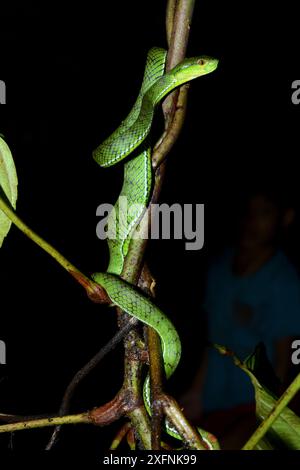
[92,48,219,448]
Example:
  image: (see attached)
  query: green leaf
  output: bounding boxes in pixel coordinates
[255,383,300,449]
[244,344,300,449]
[214,343,300,449]
[0,136,18,247]
[245,342,281,395]
[253,435,274,450]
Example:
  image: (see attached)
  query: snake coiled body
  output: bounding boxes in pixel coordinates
[92,48,218,448]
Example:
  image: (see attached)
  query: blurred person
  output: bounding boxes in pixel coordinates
[180,186,300,449]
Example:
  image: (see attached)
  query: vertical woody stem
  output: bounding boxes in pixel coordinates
[148,0,197,449]
[152,0,196,169]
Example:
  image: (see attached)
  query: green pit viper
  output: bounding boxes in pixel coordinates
[92,48,219,449]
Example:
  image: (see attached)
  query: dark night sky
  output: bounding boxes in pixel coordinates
[0,0,299,451]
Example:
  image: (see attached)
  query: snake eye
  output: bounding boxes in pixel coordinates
[197,59,205,65]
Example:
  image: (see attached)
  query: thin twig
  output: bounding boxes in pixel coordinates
[162,0,196,126]
[0,189,109,303]
[152,0,196,169]
[0,412,90,433]
[152,84,189,169]
[110,422,132,449]
[163,394,207,450]
[0,412,57,423]
[45,316,138,450]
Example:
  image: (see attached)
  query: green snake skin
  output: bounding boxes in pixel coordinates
[92,48,219,448]
[92,272,181,376]
[94,48,167,274]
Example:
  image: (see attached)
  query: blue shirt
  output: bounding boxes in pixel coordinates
[202,249,300,412]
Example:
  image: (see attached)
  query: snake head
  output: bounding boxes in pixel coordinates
[170,55,219,82]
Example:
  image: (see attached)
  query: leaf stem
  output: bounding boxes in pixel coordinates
[242,372,300,450]
[0,190,108,301]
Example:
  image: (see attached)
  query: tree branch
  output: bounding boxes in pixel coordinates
[45,316,138,449]
[152,0,195,170]
[117,0,198,449]
[148,0,197,448]
[163,0,195,124]
[163,394,208,449]
[110,422,132,449]
[0,412,90,434]
[122,356,151,449]
[0,190,109,303]
[166,0,177,45]
[148,328,164,449]
[0,0,201,450]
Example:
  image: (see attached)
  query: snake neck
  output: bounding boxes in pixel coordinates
[145,74,179,107]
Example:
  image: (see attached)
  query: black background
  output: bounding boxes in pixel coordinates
[0,0,299,452]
